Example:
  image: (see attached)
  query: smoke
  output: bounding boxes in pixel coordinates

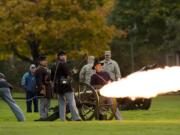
[100,66,180,99]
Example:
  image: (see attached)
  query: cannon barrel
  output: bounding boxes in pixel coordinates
[140,64,157,71]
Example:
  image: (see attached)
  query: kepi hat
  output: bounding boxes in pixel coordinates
[92,59,103,69]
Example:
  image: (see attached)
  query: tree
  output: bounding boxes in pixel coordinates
[108,0,180,75]
[0,0,116,63]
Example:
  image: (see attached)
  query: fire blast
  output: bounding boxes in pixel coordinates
[100,66,180,99]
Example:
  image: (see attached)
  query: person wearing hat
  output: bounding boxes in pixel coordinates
[21,64,38,113]
[79,55,95,84]
[0,73,25,121]
[34,55,53,121]
[90,59,122,120]
[51,51,81,121]
[90,59,108,89]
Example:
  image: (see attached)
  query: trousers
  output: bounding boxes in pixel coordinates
[58,92,81,121]
[0,88,25,121]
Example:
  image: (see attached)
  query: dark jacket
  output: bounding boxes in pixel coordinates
[51,60,73,95]
[35,65,52,98]
[90,71,111,89]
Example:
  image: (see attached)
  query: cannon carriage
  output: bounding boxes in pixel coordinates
[46,82,117,121]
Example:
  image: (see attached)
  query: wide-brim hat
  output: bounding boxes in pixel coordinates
[92,59,103,69]
[57,50,66,56]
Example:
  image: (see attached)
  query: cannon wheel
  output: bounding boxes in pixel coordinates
[118,98,152,110]
[140,98,151,110]
[133,98,152,110]
[143,98,152,110]
[118,98,134,110]
[75,83,116,120]
[74,82,99,121]
[98,97,117,120]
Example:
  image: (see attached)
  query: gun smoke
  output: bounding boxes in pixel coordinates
[100,66,180,99]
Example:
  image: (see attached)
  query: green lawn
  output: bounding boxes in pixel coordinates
[0,94,180,135]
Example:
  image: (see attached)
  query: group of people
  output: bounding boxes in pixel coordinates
[80,51,122,120]
[21,51,81,121]
[0,50,122,121]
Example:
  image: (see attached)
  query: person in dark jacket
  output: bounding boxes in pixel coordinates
[21,64,38,112]
[0,73,25,121]
[34,55,52,121]
[51,51,81,121]
[90,59,122,120]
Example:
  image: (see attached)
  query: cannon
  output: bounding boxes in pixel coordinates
[45,63,156,121]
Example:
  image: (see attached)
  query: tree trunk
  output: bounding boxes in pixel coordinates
[29,39,40,64]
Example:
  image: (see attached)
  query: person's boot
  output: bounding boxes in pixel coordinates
[34,118,47,121]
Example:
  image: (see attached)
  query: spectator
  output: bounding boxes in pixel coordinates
[21,64,38,113]
[79,56,95,84]
[101,51,122,119]
[101,51,121,81]
[0,73,25,121]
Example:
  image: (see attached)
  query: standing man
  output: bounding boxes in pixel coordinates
[35,55,52,121]
[101,51,121,81]
[51,51,81,121]
[90,59,122,120]
[0,73,25,121]
[101,51,122,120]
[21,64,38,113]
[79,56,95,84]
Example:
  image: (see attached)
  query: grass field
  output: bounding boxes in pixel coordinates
[0,94,180,135]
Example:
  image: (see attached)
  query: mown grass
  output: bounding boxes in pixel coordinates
[0,94,180,135]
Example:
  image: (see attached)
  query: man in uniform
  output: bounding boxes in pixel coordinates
[79,56,95,84]
[90,59,122,120]
[101,51,122,120]
[34,55,52,121]
[101,51,121,81]
[51,51,81,121]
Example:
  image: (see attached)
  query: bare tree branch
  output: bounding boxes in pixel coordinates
[10,45,33,63]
